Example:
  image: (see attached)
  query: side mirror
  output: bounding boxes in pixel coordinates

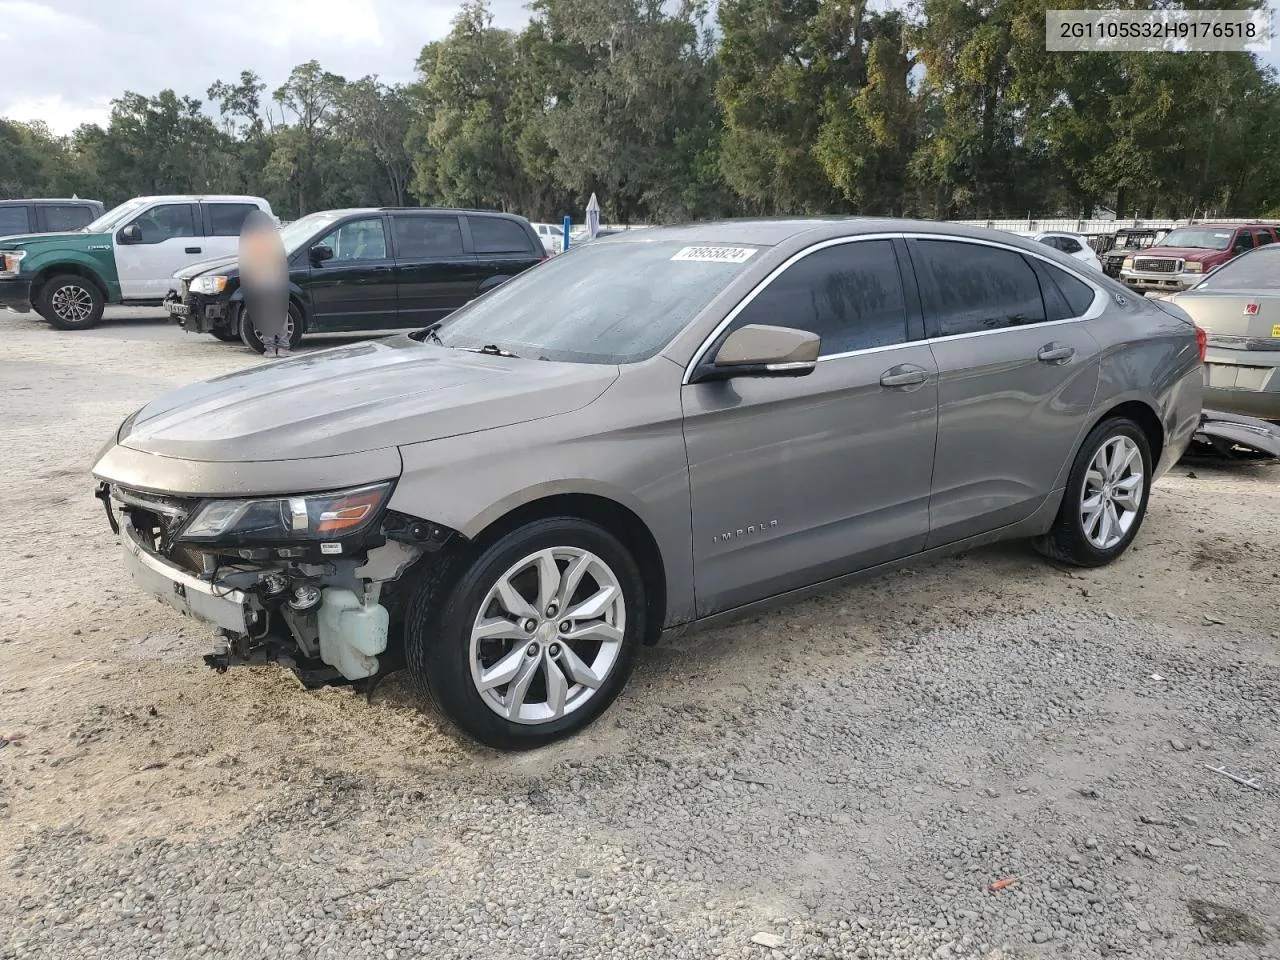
[691,324,820,383]
[118,224,142,244]
[309,244,334,264]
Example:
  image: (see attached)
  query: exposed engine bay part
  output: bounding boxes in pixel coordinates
[1187,409,1280,461]
[317,587,390,680]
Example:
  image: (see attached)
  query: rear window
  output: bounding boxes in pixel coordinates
[0,206,29,236]
[207,203,259,237]
[1197,247,1280,290]
[429,240,762,363]
[468,216,536,255]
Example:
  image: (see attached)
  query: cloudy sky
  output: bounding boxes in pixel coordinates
[2,0,1278,135]
[0,0,530,134]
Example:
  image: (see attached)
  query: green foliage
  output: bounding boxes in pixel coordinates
[5,0,1280,222]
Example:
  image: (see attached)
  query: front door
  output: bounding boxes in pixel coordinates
[305,216,398,331]
[390,214,481,327]
[682,238,938,617]
[905,238,1102,547]
[114,202,203,299]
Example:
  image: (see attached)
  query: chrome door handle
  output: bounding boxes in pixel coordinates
[879,364,929,388]
[1037,343,1075,364]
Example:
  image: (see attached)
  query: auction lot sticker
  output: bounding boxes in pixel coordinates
[671,246,758,263]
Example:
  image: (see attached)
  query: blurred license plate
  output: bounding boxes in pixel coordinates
[1207,364,1268,391]
[166,302,191,316]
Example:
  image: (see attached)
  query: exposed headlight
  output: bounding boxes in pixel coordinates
[189,275,228,295]
[178,482,393,545]
[1184,261,1203,273]
[0,250,26,277]
[1122,257,1134,270]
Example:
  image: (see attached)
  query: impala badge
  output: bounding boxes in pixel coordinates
[713,520,778,544]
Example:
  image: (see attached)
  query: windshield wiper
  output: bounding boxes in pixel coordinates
[467,343,521,358]
[411,321,445,345]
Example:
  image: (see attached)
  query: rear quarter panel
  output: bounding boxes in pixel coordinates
[1081,294,1202,481]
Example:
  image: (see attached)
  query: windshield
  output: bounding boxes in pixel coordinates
[1196,247,1280,290]
[82,198,150,234]
[280,211,350,254]
[1159,227,1233,250]
[428,239,763,364]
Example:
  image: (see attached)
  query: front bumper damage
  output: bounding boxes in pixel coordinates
[96,480,458,688]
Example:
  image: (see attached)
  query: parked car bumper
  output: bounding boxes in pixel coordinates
[1202,346,1280,420]
[1120,269,1202,293]
[0,277,34,312]
[165,290,232,334]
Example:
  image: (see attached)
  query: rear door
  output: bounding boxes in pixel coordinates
[35,203,97,232]
[114,202,203,299]
[390,213,481,327]
[201,201,260,257]
[305,215,398,331]
[907,237,1102,547]
[0,205,31,238]
[465,215,544,294]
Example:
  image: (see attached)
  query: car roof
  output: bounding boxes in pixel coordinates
[602,217,1078,248]
[0,197,101,205]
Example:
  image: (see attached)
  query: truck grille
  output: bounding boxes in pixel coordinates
[1134,257,1180,273]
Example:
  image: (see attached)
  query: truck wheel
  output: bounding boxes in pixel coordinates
[240,302,303,354]
[404,517,645,750]
[37,274,105,330]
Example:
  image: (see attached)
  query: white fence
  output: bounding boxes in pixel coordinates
[950,216,1280,236]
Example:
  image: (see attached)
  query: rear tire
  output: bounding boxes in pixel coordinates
[404,518,645,750]
[240,302,303,354]
[36,274,105,330]
[1034,417,1152,567]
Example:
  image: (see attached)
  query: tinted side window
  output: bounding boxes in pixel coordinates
[319,218,389,261]
[468,217,536,255]
[1058,237,1083,254]
[730,240,907,356]
[1044,263,1096,317]
[393,216,464,258]
[913,240,1046,337]
[0,206,30,236]
[1234,230,1254,251]
[130,204,197,243]
[207,203,258,237]
[38,204,95,232]
[1255,229,1274,247]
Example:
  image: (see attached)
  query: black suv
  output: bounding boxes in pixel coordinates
[0,198,105,237]
[1099,228,1166,278]
[167,207,547,352]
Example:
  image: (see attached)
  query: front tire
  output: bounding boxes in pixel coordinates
[239,302,303,354]
[405,518,645,750]
[211,323,240,342]
[1034,417,1152,567]
[36,274,105,330]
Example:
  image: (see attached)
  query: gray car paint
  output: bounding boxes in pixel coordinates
[92,217,1203,637]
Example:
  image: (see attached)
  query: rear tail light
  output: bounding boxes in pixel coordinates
[1195,324,1207,363]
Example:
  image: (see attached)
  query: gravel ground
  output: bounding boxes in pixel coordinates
[1,308,1278,959]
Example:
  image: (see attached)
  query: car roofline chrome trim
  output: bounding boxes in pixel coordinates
[681,231,1110,384]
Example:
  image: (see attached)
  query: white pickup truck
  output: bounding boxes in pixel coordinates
[0,195,273,329]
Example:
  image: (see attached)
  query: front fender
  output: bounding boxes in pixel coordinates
[31,252,119,301]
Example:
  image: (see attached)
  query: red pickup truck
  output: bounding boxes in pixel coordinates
[1119,222,1280,294]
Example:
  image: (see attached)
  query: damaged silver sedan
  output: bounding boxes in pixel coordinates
[92,219,1204,749]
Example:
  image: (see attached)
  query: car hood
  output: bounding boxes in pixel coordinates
[1135,246,1226,260]
[120,336,619,462]
[0,230,103,249]
[174,254,239,280]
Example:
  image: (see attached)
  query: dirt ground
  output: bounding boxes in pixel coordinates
[1,307,1278,958]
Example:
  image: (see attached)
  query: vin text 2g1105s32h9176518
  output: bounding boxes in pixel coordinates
[90,219,1205,750]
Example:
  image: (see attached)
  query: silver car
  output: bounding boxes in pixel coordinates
[1167,243,1280,420]
[91,220,1205,749]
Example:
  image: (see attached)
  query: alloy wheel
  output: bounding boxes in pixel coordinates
[51,284,93,324]
[1079,435,1144,550]
[468,547,626,725]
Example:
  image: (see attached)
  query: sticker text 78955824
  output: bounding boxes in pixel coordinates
[670,246,758,264]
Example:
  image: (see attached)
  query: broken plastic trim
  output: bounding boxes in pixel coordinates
[1188,409,1280,461]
